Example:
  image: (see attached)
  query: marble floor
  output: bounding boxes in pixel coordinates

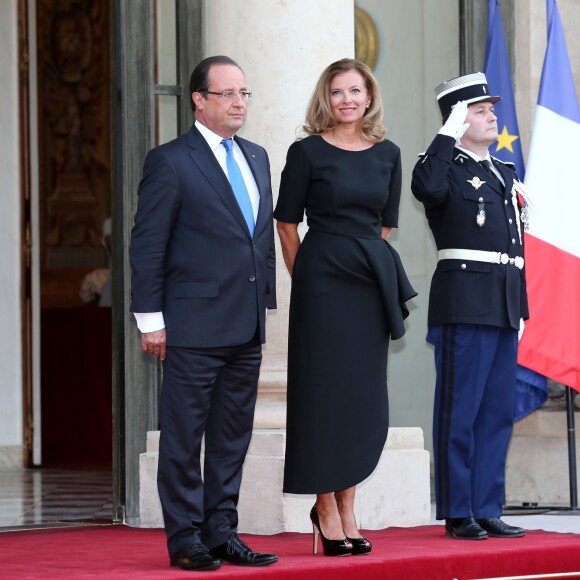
[1,467,580,535]
[0,468,114,530]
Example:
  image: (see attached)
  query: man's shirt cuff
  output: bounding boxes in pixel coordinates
[134,312,165,333]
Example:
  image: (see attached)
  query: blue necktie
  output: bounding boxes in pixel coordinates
[221,138,255,236]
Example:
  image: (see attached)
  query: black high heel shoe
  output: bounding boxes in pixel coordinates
[346,536,372,556]
[310,506,352,557]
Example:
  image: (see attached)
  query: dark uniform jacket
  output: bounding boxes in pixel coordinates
[411,134,528,331]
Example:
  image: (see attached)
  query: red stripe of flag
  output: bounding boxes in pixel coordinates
[518,234,580,391]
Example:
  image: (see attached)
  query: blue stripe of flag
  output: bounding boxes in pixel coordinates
[483,0,525,178]
[537,0,580,123]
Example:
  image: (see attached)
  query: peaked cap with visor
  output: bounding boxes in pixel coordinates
[435,72,501,121]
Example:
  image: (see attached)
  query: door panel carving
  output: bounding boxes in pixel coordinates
[37,0,110,306]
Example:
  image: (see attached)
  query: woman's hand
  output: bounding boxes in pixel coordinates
[276,221,301,276]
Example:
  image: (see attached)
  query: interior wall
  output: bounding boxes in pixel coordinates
[0,0,24,466]
[356,0,459,458]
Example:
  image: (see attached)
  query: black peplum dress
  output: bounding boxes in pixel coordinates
[274,135,417,494]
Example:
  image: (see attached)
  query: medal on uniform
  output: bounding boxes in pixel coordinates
[476,202,486,227]
[520,205,530,231]
[511,180,533,235]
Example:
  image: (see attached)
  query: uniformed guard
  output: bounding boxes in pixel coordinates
[412,72,529,540]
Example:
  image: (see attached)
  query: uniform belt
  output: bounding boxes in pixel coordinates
[438,249,524,270]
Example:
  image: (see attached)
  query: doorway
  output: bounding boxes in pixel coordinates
[1,0,115,530]
[15,0,203,528]
[33,0,113,470]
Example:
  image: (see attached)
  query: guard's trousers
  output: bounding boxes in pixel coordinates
[428,323,518,520]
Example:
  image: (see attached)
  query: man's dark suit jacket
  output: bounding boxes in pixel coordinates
[130,123,276,347]
[411,134,528,331]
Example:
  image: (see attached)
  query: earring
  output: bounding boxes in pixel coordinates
[366,102,371,108]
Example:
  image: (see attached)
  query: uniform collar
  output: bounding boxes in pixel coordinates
[456,145,492,164]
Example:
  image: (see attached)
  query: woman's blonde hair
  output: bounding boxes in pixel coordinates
[303,58,386,142]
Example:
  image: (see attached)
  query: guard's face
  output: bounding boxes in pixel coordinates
[462,101,498,149]
[192,64,248,138]
[328,70,370,127]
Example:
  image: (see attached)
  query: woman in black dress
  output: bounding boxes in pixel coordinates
[274,59,416,557]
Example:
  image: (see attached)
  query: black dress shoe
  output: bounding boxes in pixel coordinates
[445,517,488,540]
[170,544,221,571]
[209,532,278,567]
[476,517,525,538]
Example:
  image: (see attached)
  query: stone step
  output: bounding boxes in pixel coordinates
[506,410,580,506]
[139,427,431,533]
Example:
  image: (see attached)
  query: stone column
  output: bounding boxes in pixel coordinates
[204,0,355,429]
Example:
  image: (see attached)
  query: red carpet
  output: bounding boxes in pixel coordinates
[1,525,580,579]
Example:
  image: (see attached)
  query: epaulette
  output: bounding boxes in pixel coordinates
[417,151,429,164]
[491,156,515,168]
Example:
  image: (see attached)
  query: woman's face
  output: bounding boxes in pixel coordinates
[328,69,370,127]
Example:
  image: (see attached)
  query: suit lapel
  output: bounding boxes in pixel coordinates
[186,126,251,236]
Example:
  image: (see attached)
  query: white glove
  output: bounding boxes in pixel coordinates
[438,100,470,141]
[518,318,525,342]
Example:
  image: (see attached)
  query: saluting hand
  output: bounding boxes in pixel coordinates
[438,100,470,141]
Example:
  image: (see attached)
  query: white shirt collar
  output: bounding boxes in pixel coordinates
[195,120,236,152]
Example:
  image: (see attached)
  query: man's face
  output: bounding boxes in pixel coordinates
[192,64,248,138]
[461,101,498,150]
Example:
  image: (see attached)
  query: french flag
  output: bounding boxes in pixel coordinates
[517,0,580,392]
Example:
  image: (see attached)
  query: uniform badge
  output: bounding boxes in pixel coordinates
[467,176,485,190]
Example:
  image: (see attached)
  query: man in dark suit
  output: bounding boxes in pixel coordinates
[130,56,277,571]
[412,73,530,541]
